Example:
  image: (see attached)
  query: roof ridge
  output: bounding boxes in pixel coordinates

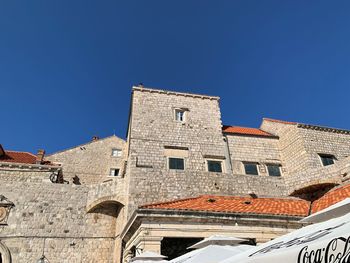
[222,125,276,138]
[223,125,259,129]
[47,135,125,156]
[142,194,308,207]
[132,86,220,100]
[263,118,297,125]
[140,196,201,208]
[5,150,36,157]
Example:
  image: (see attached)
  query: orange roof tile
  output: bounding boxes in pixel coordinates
[222,126,276,137]
[263,118,297,125]
[0,151,37,164]
[311,184,350,213]
[141,195,310,217]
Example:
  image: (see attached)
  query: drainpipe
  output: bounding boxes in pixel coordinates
[223,134,233,174]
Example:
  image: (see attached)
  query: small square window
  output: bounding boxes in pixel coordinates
[175,109,185,122]
[110,169,120,176]
[207,160,223,173]
[267,164,281,177]
[112,149,122,157]
[319,154,336,166]
[244,163,258,175]
[169,157,184,170]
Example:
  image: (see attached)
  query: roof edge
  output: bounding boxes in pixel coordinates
[132,85,220,100]
[297,123,350,134]
[263,118,297,125]
[47,135,126,156]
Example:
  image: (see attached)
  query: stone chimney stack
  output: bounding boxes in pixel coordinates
[36,149,45,164]
[92,136,99,142]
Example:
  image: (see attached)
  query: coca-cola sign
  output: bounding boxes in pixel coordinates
[297,236,350,263]
[250,223,348,257]
[248,221,350,263]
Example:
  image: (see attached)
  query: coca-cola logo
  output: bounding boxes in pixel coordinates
[298,236,350,263]
[249,222,349,257]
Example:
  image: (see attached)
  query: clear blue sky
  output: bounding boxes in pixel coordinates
[1,1,350,153]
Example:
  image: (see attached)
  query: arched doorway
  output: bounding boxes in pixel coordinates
[290,183,338,202]
[0,242,11,263]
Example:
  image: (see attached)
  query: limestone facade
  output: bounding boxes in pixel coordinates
[1,85,350,263]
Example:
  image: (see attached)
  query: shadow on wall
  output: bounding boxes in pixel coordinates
[290,183,339,202]
[87,200,124,218]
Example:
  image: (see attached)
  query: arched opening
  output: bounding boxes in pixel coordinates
[0,242,11,263]
[87,200,124,218]
[290,183,338,202]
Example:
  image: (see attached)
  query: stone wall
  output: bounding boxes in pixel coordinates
[298,127,350,170]
[0,168,120,263]
[226,134,281,175]
[47,136,127,185]
[261,119,350,190]
[125,88,287,217]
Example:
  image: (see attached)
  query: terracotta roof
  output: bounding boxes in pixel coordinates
[311,184,350,213]
[0,151,37,164]
[222,126,276,137]
[141,195,310,217]
[263,118,297,125]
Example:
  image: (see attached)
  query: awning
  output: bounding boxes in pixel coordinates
[219,211,350,263]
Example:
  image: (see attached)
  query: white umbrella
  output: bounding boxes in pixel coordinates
[188,235,247,249]
[301,197,350,223]
[131,251,168,262]
[170,244,253,263]
[219,211,350,263]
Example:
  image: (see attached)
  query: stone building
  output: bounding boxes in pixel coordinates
[1,85,350,263]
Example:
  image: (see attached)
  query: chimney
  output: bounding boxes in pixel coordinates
[0,144,4,157]
[92,136,99,142]
[36,149,45,164]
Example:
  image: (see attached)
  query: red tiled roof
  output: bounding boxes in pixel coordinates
[263,118,297,125]
[0,151,37,164]
[222,126,275,137]
[141,195,310,217]
[311,184,350,213]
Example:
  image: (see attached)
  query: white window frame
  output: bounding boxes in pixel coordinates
[206,159,225,173]
[174,109,186,122]
[243,162,259,175]
[111,149,122,157]
[168,157,185,171]
[109,168,120,177]
[266,163,282,177]
[318,153,336,166]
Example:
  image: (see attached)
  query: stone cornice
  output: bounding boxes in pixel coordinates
[0,161,61,171]
[132,86,220,100]
[297,124,350,134]
[121,208,304,243]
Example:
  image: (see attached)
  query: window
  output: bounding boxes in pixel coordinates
[169,157,185,170]
[207,160,223,173]
[319,154,336,166]
[112,149,122,157]
[267,164,281,177]
[110,168,120,176]
[244,163,258,175]
[175,109,185,122]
